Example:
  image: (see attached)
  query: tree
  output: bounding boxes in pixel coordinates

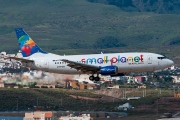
[94,36,126,49]
[163,76,173,82]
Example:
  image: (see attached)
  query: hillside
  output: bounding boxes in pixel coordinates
[0,88,179,114]
[0,88,118,111]
[88,0,180,13]
[0,0,179,65]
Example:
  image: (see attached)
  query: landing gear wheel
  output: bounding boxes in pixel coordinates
[94,76,100,81]
[89,75,94,81]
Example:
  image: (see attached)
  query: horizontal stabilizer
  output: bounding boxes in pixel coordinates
[9,57,34,63]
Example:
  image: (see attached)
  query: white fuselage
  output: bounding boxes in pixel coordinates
[22,52,174,75]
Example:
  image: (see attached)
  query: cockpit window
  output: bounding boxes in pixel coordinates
[157,56,167,60]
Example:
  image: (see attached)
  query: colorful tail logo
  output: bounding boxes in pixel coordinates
[15,28,47,57]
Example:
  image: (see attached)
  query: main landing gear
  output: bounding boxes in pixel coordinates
[89,74,100,81]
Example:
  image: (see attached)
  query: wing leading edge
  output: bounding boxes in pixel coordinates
[61,59,100,74]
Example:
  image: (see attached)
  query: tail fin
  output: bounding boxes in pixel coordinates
[15,28,47,57]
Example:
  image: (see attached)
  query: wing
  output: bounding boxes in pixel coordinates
[61,59,100,74]
[9,57,34,63]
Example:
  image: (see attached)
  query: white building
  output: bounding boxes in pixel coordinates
[24,111,52,120]
[107,85,119,89]
[59,114,93,120]
[115,103,133,111]
[170,65,175,70]
[172,76,180,83]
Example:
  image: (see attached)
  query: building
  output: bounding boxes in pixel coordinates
[35,83,56,88]
[174,94,180,97]
[127,97,141,100]
[0,81,4,88]
[59,114,93,120]
[66,81,99,90]
[138,85,146,88]
[24,111,52,120]
[134,76,147,83]
[172,76,180,83]
[107,85,119,89]
[170,65,175,70]
[115,103,133,111]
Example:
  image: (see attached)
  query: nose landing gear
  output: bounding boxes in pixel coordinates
[153,73,158,78]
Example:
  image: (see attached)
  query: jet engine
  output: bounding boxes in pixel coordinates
[100,66,118,75]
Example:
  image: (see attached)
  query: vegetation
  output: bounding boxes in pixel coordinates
[88,0,180,13]
[0,88,175,113]
[0,88,102,111]
[93,36,126,49]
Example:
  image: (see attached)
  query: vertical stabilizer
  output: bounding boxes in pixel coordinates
[15,28,47,57]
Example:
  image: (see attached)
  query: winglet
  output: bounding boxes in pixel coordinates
[15,28,47,57]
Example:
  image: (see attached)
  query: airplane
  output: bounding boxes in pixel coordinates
[10,28,174,81]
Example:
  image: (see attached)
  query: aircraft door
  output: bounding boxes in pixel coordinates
[147,55,154,71]
[44,60,49,69]
[147,55,152,64]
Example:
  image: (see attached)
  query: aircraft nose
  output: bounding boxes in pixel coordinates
[167,59,174,67]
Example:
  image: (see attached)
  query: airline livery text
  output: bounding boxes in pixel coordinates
[81,54,144,65]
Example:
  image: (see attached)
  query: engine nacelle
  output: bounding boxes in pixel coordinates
[100,66,118,75]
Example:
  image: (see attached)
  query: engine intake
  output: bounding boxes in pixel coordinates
[100,66,118,75]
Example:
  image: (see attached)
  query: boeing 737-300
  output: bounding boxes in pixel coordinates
[10,28,174,81]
